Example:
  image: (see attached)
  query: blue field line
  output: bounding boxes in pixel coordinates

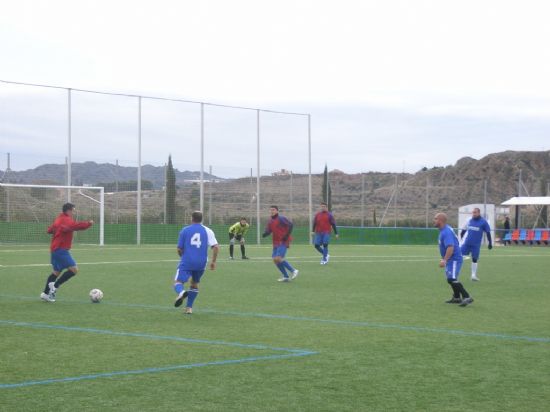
[0,320,316,354]
[197,309,550,344]
[0,320,316,389]
[0,353,311,389]
[2,294,550,344]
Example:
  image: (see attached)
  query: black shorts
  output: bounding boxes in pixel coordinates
[229,233,243,241]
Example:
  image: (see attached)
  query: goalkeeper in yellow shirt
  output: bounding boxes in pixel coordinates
[228,218,250,260]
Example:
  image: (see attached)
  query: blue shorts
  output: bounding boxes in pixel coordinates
[272,245,288,258]
[461,243,480,260]
[175,268,204,284]
[51,249,76,272]
[314,233,331,245]
[445,259,463,281]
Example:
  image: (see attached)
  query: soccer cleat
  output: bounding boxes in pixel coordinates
[229,256,234,260]
[291,269,299,280]
[445,297,462,304]
[40,292,55,302]
[185,307,193,315]
[459,297,474,307]
[242,256,249,260]
[48,282,57,300]
[277,277,290,282]
[174,291,189,308]
[471,276,480,281]
[320,259,326,265]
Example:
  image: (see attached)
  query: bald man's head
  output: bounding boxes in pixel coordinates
[433,212,447,229]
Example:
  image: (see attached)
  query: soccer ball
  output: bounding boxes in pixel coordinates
[89,288,104,303]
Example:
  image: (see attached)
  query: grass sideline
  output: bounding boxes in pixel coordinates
[1,244,550,411]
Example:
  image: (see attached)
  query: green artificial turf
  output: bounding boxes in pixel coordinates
[1,243,549,411]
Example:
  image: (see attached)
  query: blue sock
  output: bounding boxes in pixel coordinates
[186,288,199,307]
[276,263,288,277]
[282,260,295,272]
[314,245,323,255]
[174,283,184,295]
[323,246,329,259]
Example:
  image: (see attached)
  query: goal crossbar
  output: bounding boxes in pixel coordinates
[0,183,104,245]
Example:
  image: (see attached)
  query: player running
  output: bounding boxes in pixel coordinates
[434,212,473,307]
[312,201,338,264]
[460,207,492,281]
[262,205,299,282]
[173,211,219,314]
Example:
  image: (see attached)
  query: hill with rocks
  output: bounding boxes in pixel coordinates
[2,151,548,226]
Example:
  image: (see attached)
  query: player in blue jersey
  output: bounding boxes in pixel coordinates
[173,211,219,314]
[460,207,492,281]
[434,212,473,307]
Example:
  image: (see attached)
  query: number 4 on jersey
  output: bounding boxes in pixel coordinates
[190,232,202,248]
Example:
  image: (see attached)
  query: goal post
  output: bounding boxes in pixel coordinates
[0,183,104,245]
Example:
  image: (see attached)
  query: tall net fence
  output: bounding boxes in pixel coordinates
[0,80,313,244]
[2,81,549,245]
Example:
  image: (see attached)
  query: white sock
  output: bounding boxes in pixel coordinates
[471,262,478,277]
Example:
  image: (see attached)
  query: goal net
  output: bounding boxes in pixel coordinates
[0,183,104,245]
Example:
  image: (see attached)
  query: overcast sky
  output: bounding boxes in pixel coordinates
[1,0,550,176]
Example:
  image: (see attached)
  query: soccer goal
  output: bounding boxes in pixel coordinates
[0,183,104,245]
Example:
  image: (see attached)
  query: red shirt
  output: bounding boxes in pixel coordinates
[47,212,92,252]
[263,214,293,247]
[313,211,337,234]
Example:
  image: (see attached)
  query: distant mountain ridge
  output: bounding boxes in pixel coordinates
[1,161,221,188]
[2,151,549,226]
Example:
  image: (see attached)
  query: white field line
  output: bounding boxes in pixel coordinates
[0,245,276,253]
[1,253,548,268]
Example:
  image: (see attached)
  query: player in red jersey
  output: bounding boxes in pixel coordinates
[40,203,93,302]
[312,202,338,264]
[262,205,299,282]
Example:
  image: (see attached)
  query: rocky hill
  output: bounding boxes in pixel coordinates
[2,151,549,226]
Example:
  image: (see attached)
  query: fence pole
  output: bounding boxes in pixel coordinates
[208,165,213,225]
[361,172,365,227]
[256,109,261,245]
[290,171,293,213]
[137,96,142,245]
[308,114,312,244]
[200,103,205,213]
[425,176,429,227]
[67,88,72,202]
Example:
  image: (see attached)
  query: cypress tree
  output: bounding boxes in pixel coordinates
[166,155,176,224]
[321,164,332,211]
